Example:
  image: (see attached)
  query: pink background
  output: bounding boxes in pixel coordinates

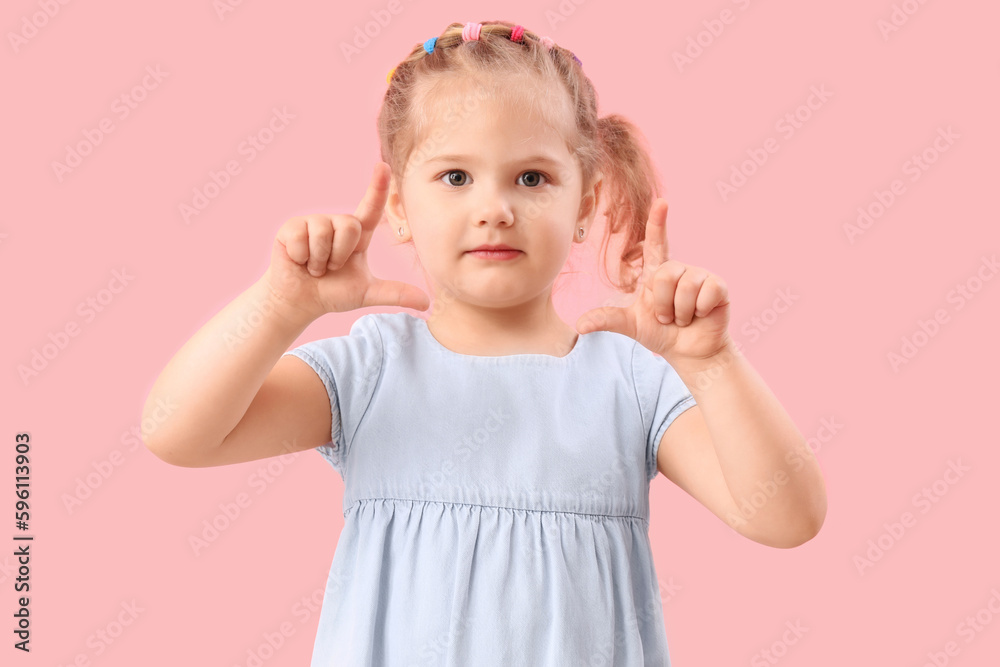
[3,1,999,665]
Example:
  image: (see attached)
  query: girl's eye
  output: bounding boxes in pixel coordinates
[518,171,547,187]
[442,170,468,187]
[438,170,549,188]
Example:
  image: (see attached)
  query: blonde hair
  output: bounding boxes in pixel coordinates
[378,20,662,294]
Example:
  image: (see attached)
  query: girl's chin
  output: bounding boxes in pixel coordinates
[440,284,535,307]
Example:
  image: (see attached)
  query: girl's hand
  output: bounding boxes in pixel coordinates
[263,162,430,321]
[575,199,732,364]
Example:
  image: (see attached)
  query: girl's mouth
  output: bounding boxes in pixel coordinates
[465,249,523,261]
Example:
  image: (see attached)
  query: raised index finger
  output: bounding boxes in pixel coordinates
[643,198,670,270]
[353,161,391,253]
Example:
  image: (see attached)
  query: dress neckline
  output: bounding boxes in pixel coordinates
[410,314,586,362]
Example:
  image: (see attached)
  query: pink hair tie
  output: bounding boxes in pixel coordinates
[510,25,525,42]
[540,35,555,50]
[462,22,482,41]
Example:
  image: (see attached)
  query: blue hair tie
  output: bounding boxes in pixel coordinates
[423,37,437,54]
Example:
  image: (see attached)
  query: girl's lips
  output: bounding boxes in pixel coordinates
[465,249,523,260]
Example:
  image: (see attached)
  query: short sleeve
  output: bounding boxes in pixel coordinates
[280,314,384,478]
[631,341,698,482]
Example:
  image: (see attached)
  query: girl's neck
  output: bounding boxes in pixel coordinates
[424,298,579,358]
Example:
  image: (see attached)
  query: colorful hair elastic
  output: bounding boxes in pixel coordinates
[386,23,582,85]
[462,22,482,41]
[538,34,581,65]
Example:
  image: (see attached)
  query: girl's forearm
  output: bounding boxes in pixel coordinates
[141,274,316,465]
[669,342,828,545]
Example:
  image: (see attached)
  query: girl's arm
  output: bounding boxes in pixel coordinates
[577,199,826,548]
[141,275,321,467]
[141,163,429,467]
[660,342,828,548]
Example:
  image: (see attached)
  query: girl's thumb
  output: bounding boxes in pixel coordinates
[363,279,431,311]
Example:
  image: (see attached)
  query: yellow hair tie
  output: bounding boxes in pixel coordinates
[386,67,396,84]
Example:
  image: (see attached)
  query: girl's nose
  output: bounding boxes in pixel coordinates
[475,183,514,227]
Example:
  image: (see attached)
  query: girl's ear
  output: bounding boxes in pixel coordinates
[385,175,406,227]
[577,175,603,227]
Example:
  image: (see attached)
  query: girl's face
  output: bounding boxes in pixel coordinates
[386,88,600,312]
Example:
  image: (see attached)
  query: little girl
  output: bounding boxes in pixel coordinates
[144,20,827,666]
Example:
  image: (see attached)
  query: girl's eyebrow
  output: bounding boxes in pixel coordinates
[425,153,562,166]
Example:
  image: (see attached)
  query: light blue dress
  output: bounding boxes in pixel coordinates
[282,312,697,666]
